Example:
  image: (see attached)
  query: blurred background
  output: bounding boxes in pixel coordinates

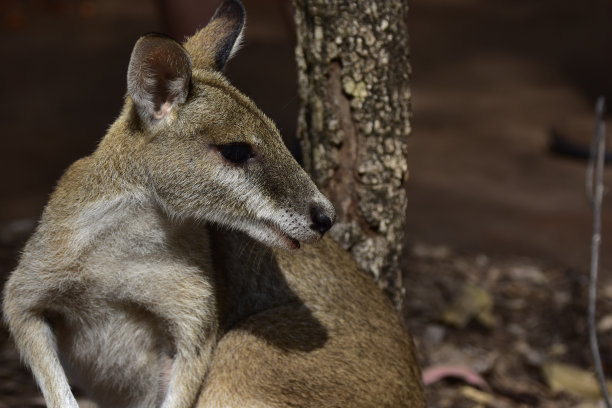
[1,0,612,406]
[1,0,611,271]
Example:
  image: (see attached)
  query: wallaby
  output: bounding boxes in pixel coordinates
[3,1,426,407]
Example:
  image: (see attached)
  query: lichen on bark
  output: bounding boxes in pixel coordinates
[293,0,411,306]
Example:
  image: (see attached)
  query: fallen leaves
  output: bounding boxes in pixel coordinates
[423,364,490,390]
[442,282,496,329]
[405,242,612,408]
[543,362,612,400]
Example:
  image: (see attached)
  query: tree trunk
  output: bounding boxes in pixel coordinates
[293,0,411,307]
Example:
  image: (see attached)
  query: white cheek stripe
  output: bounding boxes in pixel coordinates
[196,168,318,245]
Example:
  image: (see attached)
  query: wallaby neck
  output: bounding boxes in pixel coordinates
[207,226,299,331]
[28,137,210,274]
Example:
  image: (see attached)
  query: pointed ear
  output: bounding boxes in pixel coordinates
[127,33,192,125]
[183,0,245,71]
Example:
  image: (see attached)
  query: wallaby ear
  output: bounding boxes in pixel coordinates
[127,33,192,125]
[183,0,245,71]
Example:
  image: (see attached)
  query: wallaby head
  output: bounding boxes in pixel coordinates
[121,0,334,250]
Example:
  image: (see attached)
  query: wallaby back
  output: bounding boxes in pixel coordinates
[198,230,425,408]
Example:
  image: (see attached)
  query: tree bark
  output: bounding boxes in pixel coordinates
[293,0,411,307]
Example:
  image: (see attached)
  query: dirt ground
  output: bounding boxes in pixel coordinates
[1,0,612,406]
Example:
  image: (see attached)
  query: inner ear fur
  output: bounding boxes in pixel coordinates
[183,0,245,71]
[127,33,192,125]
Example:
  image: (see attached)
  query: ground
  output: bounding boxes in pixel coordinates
[1,0,612,406]
[404,243,612,407]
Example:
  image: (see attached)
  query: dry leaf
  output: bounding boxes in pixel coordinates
[460,385,495,405]
[597,314,612,332]
[442,283,495,329]
[423,364,490,390]
[542,362,612,400]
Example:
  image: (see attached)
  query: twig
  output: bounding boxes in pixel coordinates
[586,96,611,408]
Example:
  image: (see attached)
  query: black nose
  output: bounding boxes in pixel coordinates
[309,204,333,234]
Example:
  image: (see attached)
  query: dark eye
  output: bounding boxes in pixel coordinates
[218,143,255,165]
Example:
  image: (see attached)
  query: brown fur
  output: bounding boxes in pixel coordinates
[199,230,425,408]
[2,1,425,407]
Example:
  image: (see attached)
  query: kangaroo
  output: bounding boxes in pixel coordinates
[3,1,426,407]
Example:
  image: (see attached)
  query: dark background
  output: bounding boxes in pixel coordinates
[1,0,612,405]
[1,0,611,273]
